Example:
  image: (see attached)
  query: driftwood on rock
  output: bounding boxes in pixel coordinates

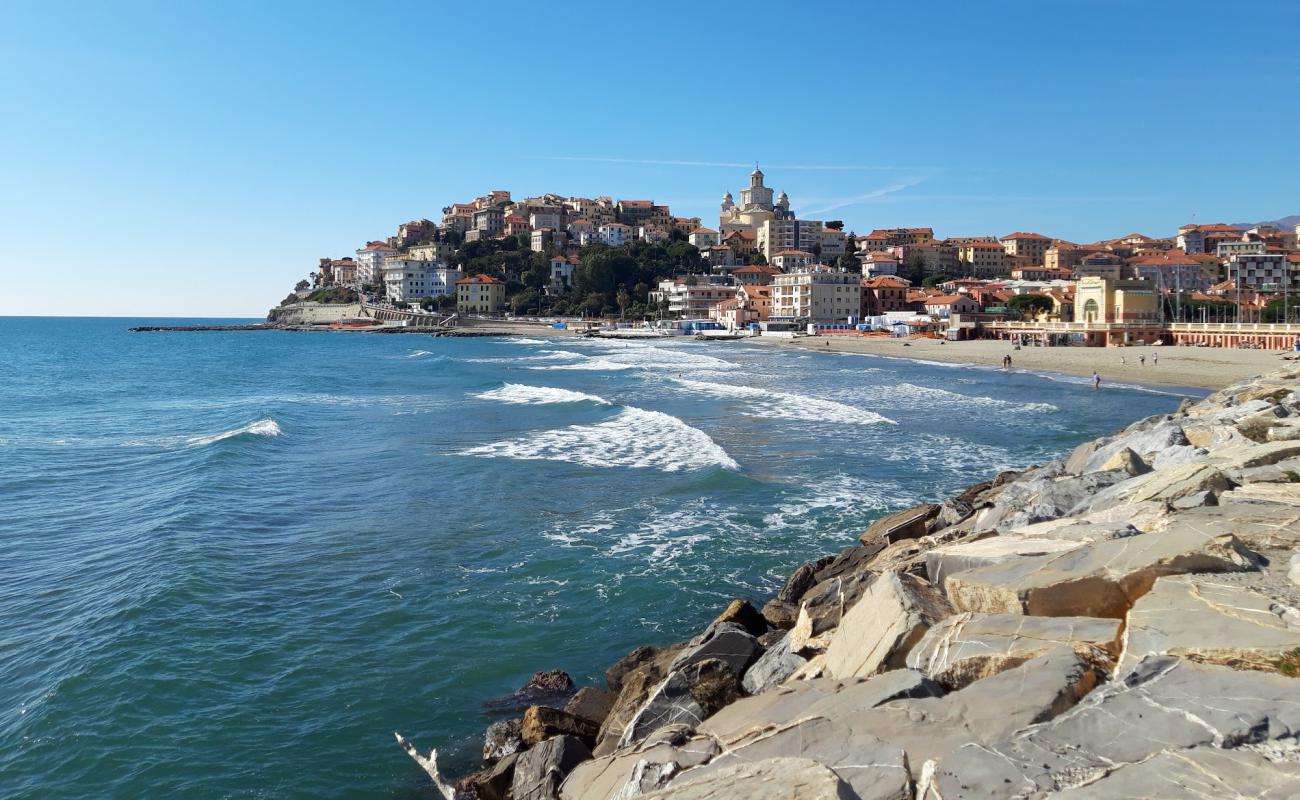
[394,732,456,800]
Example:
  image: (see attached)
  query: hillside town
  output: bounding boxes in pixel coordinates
[287,168,1300,349]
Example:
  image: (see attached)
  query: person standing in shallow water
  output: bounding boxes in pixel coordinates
[1092,371,1102,390]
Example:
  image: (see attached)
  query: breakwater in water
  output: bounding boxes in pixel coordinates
[426,366,1300,800]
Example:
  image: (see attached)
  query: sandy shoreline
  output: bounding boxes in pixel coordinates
[743,335,1296,391]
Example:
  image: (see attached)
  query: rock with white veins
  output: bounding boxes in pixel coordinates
[1053,745,1300,799]
[559,731,719,800]
[639,757,857,800]
[921,655,1300,798]
[823,572,952,679]
[905,612,1122,690]
[1118,574,1300,673]
[944,524,1260,618]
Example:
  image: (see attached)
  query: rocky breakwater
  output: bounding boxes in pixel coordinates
[399,366,1300,799]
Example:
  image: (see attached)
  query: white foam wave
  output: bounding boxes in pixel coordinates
[527,358,637,371]
[459,407,738,472]
[502,337,549,345]
[891,382,1058,413]
[673,378,895,426]
[406,349,435,358]
[186,418,282,446]
[475,384,610,406]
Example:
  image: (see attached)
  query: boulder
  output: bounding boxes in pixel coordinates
[1210,439,1300,471]
[927,498,974,533]
[1292,551,1300,587]
[1098,446,1150,475]
[667,622,761,676]
[683,717,911,800]
[741,634,806,694]
[595,647,685,756]
[906,613,1122,690]
[605,644,678,694]
[1074,462,1233,513]
[485,669,577,714]
[512,735,592,800]
[992,470,1130,525]
[1151,503,1300,551]
[639,757,856,800]
[944,525,1259,618]
[700,668,942,743]
[1119,574,1300,674]
[824,572,953,679]
[475,751,518,800]
[845,648,1101,781]
[1077,421,1187,474]
[777,566,877,639]
[1063,438,1103,475]
[563,687,616,728]
[483,718,524,761]
[618,659,742,747]
[521,705,599,747]
[711,599,767,637]
[859,503,940,549]
[922,655,1300,798]
[559,732,719,800]
[763,549,870,630]
[925,535,1081,587]
[1053,746,1300,799]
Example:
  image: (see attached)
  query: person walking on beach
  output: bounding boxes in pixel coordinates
[1092,371,1101,390]
[1152,352,1158,365]
[1121,356,1126,365]
[1139,354,1146,366]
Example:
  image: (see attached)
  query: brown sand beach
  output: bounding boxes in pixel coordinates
[745,335,1297,391]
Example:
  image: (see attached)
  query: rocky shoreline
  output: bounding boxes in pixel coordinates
[400,366,1300,800]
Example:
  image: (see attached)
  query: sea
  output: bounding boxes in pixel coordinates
[0,316,1201,799]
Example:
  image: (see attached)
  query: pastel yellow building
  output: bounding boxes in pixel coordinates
[456,274,506,314]
[1073,277,1159,323]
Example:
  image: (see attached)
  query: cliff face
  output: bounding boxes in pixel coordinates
[416,367,1300,800]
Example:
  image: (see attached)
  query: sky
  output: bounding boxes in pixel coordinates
[2,0,1299,318]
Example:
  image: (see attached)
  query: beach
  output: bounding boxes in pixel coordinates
[747,335,1295,390]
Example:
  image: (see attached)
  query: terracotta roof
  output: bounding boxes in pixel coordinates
[1001,232,1051,240]
[774,249,813,257]
[690,227,719,235]
[456,274,504,285]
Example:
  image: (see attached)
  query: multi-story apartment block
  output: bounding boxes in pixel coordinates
[356,241,398,286]
[455,273,506,313]
[758,218,826,259]
[1000,232,1053,265]
[771,270,862,323]
[406,241,456,263]
[957,241,1010,277]
[382,261,463,303]
[1228,253,1293,289]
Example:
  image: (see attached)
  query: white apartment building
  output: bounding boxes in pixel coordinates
[689,227,721,250]
[1228,253,1293,289]
[530,211,562,231]
[650,277,735,317]
[759,218,826,259]
[597,223,630,246]
[406,241,456,262]
[382,260,464,303]
[356,242,398,286]
[771,270,862,323]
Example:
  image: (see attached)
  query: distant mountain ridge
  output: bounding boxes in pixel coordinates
[1231,214,1300,230]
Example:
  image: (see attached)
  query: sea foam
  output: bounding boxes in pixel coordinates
[474,384,610,405]
[186,419,282,446]
[459,407,738,472]
[673,378,895,425]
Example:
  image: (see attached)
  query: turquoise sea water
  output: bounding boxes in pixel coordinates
[0,317,1198,798]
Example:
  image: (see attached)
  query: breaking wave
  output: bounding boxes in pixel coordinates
[890,382,1058,413]
[474,384,610,406]
[527,358,637,371]
[459,407,738,472]
[186,419,282,446]
[672,378,895,425]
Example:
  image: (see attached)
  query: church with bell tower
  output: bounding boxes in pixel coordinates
[719,166,791,237]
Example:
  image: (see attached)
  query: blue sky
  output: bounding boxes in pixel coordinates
[2,0,1298,317]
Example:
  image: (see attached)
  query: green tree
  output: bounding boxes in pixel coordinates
[901,254,926,285]
[837,252,861,272]
[1006,293,1054,317]
[511,288,542,315]
[747,252,768,266]
[1262,297,1299,323]
[616,286,630,319]
[921,274,951,288]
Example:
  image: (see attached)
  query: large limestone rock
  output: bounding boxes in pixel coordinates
[741,633,806,694]
[1119,574,1300,673]
[859,503,940,549]
[922,655,1300,798]
[1098,446,1150,475]
[1153,502,1300,551]
[983,470,1130,529]
[1076,461,1234,512]
[639,757,857,800]
[924,535,1082,587]
[512,735,592,800]
[824,572,952,679]
[944,525,1259,618]
[683,717,911,800]
[559,730,719,800]
[906,613,1122,689]
[700,668,941,743]
[1053,746,1300,799]
[843,648,1101,781]
[617,659,741,747]
[1077,420,1187,474]
[483,718,524,761]
[711,599,767,637]
[595,646,686,756]
[563,687,616,728]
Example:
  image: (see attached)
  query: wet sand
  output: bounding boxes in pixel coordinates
[746,335,1296,391]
